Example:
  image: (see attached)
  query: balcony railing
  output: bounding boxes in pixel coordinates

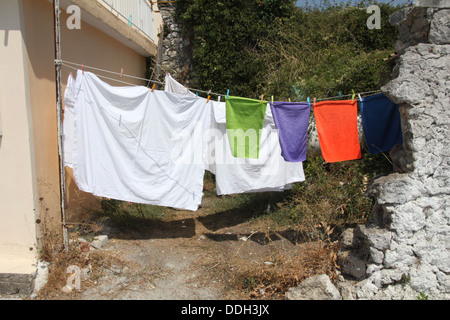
[100,0,155,41]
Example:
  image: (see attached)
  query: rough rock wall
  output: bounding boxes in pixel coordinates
[337,6,450,300]
[156,3,194,86]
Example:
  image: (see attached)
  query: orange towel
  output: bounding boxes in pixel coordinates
[313,100,361,163]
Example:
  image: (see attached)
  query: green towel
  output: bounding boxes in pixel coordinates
[226,96,268,158]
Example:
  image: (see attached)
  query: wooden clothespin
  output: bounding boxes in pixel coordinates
[151,83,156,92]
[81,64,84,75]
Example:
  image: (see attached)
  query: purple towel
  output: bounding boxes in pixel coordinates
[270,102,311,162]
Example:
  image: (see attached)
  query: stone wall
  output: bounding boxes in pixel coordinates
[336,6,450,300]
[156,3,194,86]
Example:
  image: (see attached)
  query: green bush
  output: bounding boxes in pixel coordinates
[263,147,393,240]
[253,1,402,100]
[175,0,295,97]
[175,0,403,100]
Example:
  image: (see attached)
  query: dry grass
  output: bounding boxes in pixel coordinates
[35,149,392,300]
[34,223,127,300]
[216,230,340,300]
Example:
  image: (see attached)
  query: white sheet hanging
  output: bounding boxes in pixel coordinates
[63,73,80,168]
[65,70,211,211]
[164,73,197,97]
[164,74,305,195]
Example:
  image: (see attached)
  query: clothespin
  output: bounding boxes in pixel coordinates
[207,90,211,103]
[81,64,84,75]
[120,68,124,78]
[351,89,356,102]
[151,83,156,92]
[307,97,311,107]
[196,92,198,97]
[358,93,363,102]
[313,98,316,107]
[271,96,274,104]
[226,89,229,99]
[339,91,342,99]
[261,94,264,104]
[289,98,291,102]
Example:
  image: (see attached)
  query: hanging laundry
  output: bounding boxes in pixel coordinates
[164,73,197,97]
[360,93,403,154]
[313,100,361,162]
[164,76,305,195]
[63,73,80,169]
[211,100,306,195]
[270,102,310,162]
[163,73,216,175]
[65,70,211,211]
[226,96,268,159]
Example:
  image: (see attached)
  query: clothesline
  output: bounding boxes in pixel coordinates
[63,68,402,211]
[59,59,383,103]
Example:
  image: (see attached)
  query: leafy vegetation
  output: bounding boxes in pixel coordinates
[254,1,401,100]
[175,0,295,98]
[269,148,392,238]
[175,0,404,99]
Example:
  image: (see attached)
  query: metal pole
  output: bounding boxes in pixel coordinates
[53,0,69,252]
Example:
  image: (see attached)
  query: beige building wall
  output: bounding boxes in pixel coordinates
[0,0,158,275]
[0,0,39,274]
[22,0,149,233]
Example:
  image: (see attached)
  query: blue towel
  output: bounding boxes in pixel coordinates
[360,93,403,154]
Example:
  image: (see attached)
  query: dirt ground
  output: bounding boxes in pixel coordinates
[34,187,337,301]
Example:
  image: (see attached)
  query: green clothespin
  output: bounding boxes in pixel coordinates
[351,90,356,102]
